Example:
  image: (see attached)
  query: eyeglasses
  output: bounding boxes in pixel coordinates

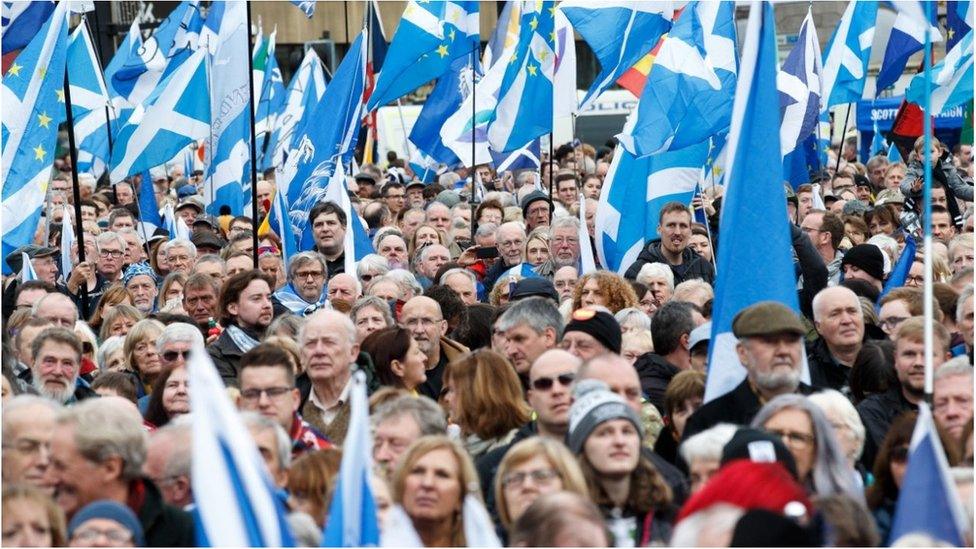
[71,528,134,545]
[879,316,909,330]
[502,468,558,488]
[99,249,124,258]
[360,273,375,282]
[161,349,192,362]
[240,386,293,401]
[295,270,325,280]
[767,429,815,449]
[531,373,575,391]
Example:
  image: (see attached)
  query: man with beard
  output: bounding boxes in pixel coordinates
[542,217,582,276]
[857,317,952,468]
[399,296,469,400]
[271,252,329,315]
[30,328,97,404]
[624,202,714,285]
[683,302,816,440]
[123,263,159,314]
[208,271,275,386]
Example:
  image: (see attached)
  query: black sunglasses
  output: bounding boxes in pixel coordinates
[531,373,575,391]
[162,349,193,362]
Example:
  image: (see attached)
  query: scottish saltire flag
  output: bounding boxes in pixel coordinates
[560,1,672,111]
[267,49,327,173]
[162,203,191,241]
[906,30,973,115]
[869,120,886,158]
[578,195,597,273]
[552,7,578,119]
[414,57,471,167]
[879,233,916,303]
[947,1,973,51]
[1,2,68,273]
[704,1,810,402]
[290,0,316,17]
[138,171,162,226]
[270,187,298,265]
[67,22,115,176]
[778,7,822,157]
[491,138,541,172]
[321,371,380,546]
[485,0,556,153]
[367,1,479,111]
[109,48,210,181]
[255,30,286,169]
[483,0,520,69]
[617,1,737,157]
[595,142,708,274]
[820,0,877,111]
[19,253,37,282]
[188,343,294,547]
[280,30,368,255]
[409,146,441,183]
[888,141,903,162]
[323,161,375,276]
[202,0,251,216]
[1,1,55,54]
[60,205,74,279]
[876,2,942,95]
[888,403,970,545]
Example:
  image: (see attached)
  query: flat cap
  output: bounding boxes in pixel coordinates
[732,301,805,338]
[175,195,205,212]
[5,245,58,273]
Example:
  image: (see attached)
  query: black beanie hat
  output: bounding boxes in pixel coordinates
[841,243,885,282]
[563,309,622,354]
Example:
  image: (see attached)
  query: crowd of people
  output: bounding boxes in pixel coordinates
[1,135,974,547]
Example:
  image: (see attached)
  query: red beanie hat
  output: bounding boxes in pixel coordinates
[676,459,812,523]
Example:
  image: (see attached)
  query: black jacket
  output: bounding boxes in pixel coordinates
[806,337,852,396]
[324,253,345,281]
[856,386,918,470]
[790,223,828,320]
[475,422,538,528]
[683,379,818,441]
[634,353,681,415]
[132,478,195,547]
[623,241,715,285]
[206,330,247,388]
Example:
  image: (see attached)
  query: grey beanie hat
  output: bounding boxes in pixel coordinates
[567,379,644,454]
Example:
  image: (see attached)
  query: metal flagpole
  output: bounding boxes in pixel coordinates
[63,69,90,318]
[470,45,479,242]
[833,105,851,179]
[245,0,261,268]
[547,133,555,224]
[394,98,414,161]
[922,1,935,403]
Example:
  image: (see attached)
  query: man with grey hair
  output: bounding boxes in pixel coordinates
[372,395,447,477]
[118,228,147,264]
[30,327,96,404]
[189,254,227,283]
[51,398,195,545]
[400,296,469,399]
[684,302,816,440]
[143,419,193,509]
[157,323,205,373]
[95,231,127,283]
[2,395,61,494]
[548,216,582,270]
[808,286,865,394]
[485,221,527,288]
[272,251,329,315]
[241,412,291,489]
[162,238,197,275]
[416,244,451,288]
[33,292,78,328]
[298,310,359,445]
[496,296,563,380]
[933,357,974,440]
[441,267,478,305]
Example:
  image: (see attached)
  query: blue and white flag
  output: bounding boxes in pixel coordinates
[876,1,942,95]
[705,1,810,402]
[280,30,368,255]
[888,403,970,546]
[869,119,886,159]
[67,22,115,176]
[367,0,479,111]
[19,252,37,283]
[60,205,75,279]
[413,56,471,167]
[255,30,286,170]
[947,0,973,51]
[483,0,519,69]
[189,342,295,547]
[408,146,442,183]
[905,30,973,115]
[267,48,327,173]
[777,7,822,157]
[321,371,380,546]
[820,0,877,111]
[560,1,672,111]
[110,48,210,181]
[887,141,903,162]
[161,203,191,241]
[485,0,556,153]
[491,137,541,172]
[138,171,163,226]
[202,0,252,216]
[270,186,298,265]
[879,233,916,303]
[552,7,578,119]
[1,2,68,272]
[617,1,737,157]
[595,142,708,274]
[290,0,316,18]
[1,1,55,54]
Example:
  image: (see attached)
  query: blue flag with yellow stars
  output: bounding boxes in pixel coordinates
[1,2,69,274]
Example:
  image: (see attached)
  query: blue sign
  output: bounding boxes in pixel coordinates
[856,96,965,131]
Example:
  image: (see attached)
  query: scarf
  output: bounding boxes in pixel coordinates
[273,283,328,316]
[225,324,260,353]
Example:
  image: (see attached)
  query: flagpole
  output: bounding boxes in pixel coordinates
[62,69,90,318]
[833,105,851,180]
[245,0,260,268]
[81,14,116,171]
[470,44,479,243]
[205,53,216,208]
[922,1,934,403]
[547,133,555,224]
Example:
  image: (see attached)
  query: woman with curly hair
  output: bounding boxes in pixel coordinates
[571,271,638,314]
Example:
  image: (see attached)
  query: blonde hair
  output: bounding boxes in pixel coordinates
[122,319,165,378]
[493,437,588,528]
[2,485,66,547]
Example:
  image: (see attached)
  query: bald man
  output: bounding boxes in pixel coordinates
[298,309,360,445]
[808,286,865,394]
[399,296,469,400]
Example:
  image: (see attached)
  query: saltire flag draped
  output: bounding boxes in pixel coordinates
[66,21,115,177]
[820,0,877,111]
[366,0,479,111]
[905,30,974,115]
[486,0,556,153]
[255,30,286,169]
[888,403,970,545]
[60,205,75,279]
[1,1,55,54]
[704,1,810,402]
[869,119,887,159]
[777,7,822,157]
[552,7,578,119]
[189,343,295,547]
[1,2,68,273]
[321,371,380,546]
[876,1,942,95]
[878,233,916,303]
[266,48,327,173]
[617,0,737,158]
[109,48,210,181]
[201,0,252,216]
[559,1,672,111]
[947,1,973,51]
[594,142,709,274]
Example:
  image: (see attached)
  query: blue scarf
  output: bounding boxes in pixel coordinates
[273,283,328,316]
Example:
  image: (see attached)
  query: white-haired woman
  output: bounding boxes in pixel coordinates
[678,423,738,495]
[808,389,868,487]
[635,262,674,312]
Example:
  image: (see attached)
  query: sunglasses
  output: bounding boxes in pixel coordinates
[531,373,575,391]
[162,349,193,362]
